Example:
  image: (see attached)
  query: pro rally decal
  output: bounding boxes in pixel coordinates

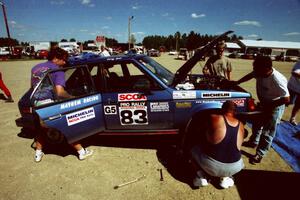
[173,91,196,99]
[119,101,148,125]
[66,107,95,126]
[201,92,231,99]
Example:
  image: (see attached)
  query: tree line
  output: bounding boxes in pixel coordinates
[142,31,243,51]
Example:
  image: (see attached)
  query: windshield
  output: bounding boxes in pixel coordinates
[138,56,174,86]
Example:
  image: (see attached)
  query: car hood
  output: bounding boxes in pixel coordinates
[171,30,234,86]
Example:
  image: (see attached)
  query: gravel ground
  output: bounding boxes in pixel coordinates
[0,55,298,200]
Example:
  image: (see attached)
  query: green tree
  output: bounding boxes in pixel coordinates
[70,38,76,42]
[60,39,67,42]
[0,37,19,47]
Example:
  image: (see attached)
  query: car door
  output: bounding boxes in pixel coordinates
[100,60,174,131]
[32,66,105,143]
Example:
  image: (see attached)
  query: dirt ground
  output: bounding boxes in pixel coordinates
[0,55,299,200]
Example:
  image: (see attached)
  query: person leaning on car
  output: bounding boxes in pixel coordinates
[30,47,93,162]
[202,41,232,80]
[232,56,289,164]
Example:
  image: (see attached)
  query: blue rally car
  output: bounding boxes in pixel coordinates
[16,31,257,148]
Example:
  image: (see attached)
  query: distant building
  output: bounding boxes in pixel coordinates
[237,40,300,61]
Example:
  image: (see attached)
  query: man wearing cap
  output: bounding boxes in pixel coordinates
[202,41,232,80]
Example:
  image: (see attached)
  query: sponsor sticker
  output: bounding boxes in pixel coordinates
[118,93,147,102]
[104,105,117,115]
[66,107,95,126]
[173,91,196,99]
[176,102,192,108]
[150,102,169,112]
[201,92,231,99]
[232,99,245,107]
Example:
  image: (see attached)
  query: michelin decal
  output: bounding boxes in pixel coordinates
[66,107,95,126]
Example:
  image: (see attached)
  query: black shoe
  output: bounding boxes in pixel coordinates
[243,141,257,148]
[5,96,14,103]
[250,154,262,164]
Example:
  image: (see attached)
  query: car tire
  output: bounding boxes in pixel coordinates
[45,128,66,144]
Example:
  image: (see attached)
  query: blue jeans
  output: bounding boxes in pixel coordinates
[250,104,285,157]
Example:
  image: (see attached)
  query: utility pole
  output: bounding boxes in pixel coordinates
[0,1,11,54]
[128,16,134,50]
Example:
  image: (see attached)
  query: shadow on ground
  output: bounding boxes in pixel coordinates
[234,169,300,200]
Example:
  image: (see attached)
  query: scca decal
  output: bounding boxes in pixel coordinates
[118,93,147,102]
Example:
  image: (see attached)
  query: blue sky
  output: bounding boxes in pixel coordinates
[0,0,300,43]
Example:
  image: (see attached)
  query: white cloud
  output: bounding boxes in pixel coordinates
[80,29,88,32]
[133,32,145,35]
[101,26,109,29]
[132,5,140,10]
[247,34,259,38]
[106,16,112,20]
[234,20,261,27]
[80,0,91,5]
[162,13,169,17]
[80,0,94,7]
[283,32,300,36]
[191,13,206,18]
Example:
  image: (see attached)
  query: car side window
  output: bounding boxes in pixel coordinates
[64,67,94,96]
[104,61,161,92]
[32,66,94,107]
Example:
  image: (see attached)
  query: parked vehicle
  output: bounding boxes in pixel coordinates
[168,50,177,55]
[177,48,189,60]
[0,47,10,58]
[35,49,49,59]
[16,31,258,151]
[147,49,160,57]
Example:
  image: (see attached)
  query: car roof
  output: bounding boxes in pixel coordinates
[68,53,146,66]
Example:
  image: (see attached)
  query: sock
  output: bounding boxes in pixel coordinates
[78,148,85,155]
[36,149,43,155]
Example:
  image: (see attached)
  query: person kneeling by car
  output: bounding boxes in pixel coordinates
[190,101,245,189]
[30,47,93,162]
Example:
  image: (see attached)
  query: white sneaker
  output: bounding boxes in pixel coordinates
[193,177,209,187]
[220,177,234,189]
[79,148,93,160]
[35,152,44,163]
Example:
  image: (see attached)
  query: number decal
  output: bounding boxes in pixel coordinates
[119,109,148,125]
[120,110,134,124]
[134,110,147,123]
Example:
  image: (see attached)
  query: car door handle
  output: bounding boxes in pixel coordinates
[48,114,62,121]
[107,98,116,104]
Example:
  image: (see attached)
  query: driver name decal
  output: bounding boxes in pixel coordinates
[60,95,99,109]
[66,107,95,126]
[201,92,231,98]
